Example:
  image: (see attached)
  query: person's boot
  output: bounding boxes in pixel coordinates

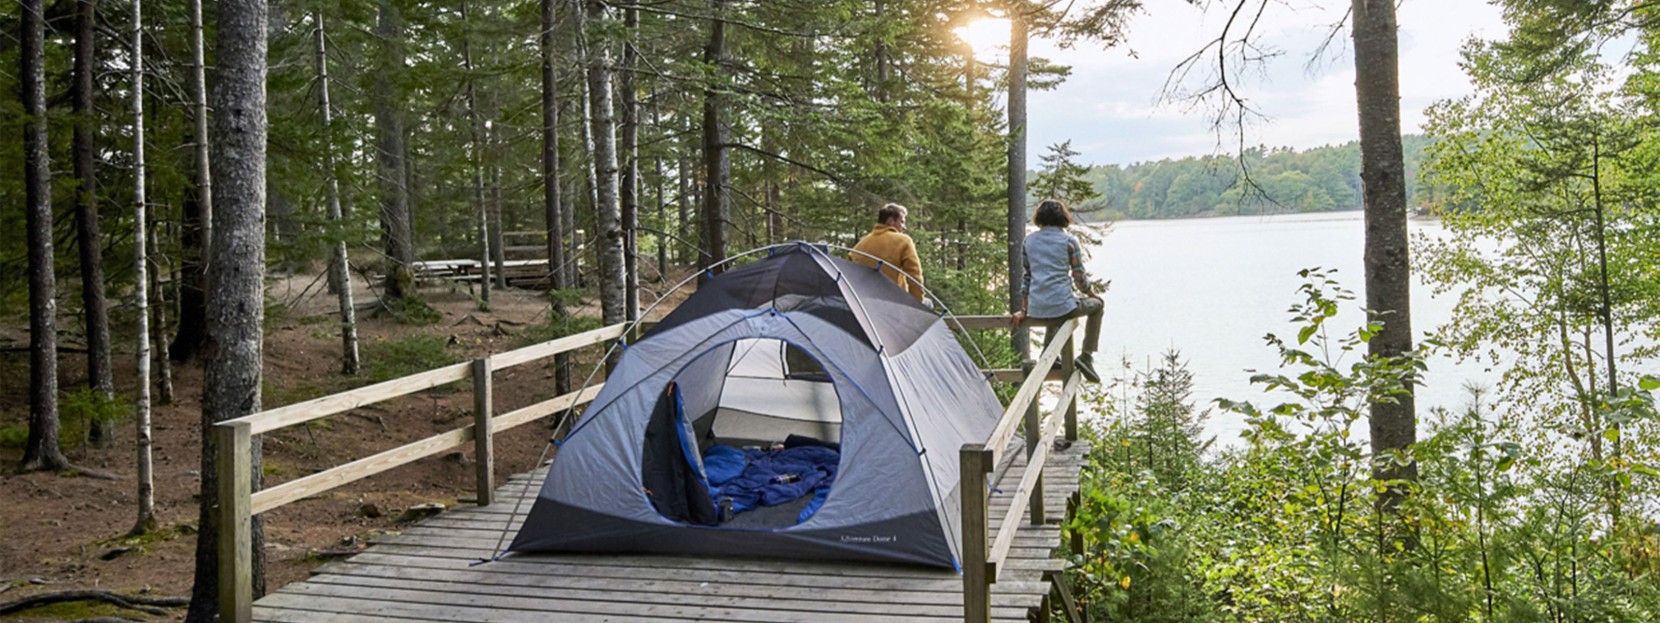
[1074,352,1101,383]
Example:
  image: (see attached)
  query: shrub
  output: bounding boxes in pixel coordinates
[362,334,460,383]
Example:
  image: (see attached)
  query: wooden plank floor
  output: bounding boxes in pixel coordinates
[254,438,1090,623]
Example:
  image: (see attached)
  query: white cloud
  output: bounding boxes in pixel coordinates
[1022,0,1507,165]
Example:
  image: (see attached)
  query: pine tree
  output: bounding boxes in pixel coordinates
[1031,140,1103,209]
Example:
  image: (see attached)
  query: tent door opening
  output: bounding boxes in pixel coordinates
[642,338,846,530]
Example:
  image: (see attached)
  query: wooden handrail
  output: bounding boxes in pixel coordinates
[490,323,628,371]
[988,374,1074,573]
[247,384,604,515]
[233,361,473,436]
[983,318,1076,467]
[215,322,627,623]
[961,318,1086,623]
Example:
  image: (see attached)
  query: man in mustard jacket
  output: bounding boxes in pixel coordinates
[851,203,925,302]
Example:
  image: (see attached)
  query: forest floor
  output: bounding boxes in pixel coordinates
[0,268,693,622]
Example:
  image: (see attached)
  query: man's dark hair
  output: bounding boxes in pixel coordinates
[1033,199,1072,228]
[877,203,907,225]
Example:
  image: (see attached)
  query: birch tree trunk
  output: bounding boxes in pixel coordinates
[1006,5,1030,358]
[153,230,173,405]
[621,5,640,320]
[586,0,626,325]
[20,0,69,473]
[490,129,507,290]
[130,0,156,534]
[463,0,493,307]
[542,0,566,291]
[171,0,213,362]
[578,28,598,290]
[700,0,730,282]
[1352,0,1418,510]
[187,0,269,617]
[376,1,419,303]
[316,10,360,375]
[74,0,116,444]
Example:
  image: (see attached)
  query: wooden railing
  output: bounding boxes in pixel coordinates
[213,322,628,622]
[958,317,1085,623]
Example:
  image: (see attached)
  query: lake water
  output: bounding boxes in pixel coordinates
[1082,211,1500,446]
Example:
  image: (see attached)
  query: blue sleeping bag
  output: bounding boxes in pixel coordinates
[704,444,839,523]
[702,444,747,486]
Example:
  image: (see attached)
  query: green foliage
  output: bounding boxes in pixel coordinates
[1418,6,1660,540]
[1063,269,1660,622]
[1073,137,1433,221]
[519,313,605,348]
[1031,140,1103,211]
[380,295,443,326]
[263,380,326,410]
[60,387,132,445]
[0,423,28,449]
[1067,351,1214,622]
[361,334,461,384]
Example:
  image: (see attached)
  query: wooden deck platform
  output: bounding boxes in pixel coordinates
[252,438,1089,623]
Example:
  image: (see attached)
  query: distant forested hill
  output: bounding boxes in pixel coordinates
[1063,135,1431,221]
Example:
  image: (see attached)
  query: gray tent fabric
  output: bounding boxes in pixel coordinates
[508,244,1003,568]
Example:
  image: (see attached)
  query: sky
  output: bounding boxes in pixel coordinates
[955,0,1511,166]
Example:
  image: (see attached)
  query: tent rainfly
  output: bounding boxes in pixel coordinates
[507,243,1004,568]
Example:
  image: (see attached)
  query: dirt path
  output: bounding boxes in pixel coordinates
[0,270,693,621]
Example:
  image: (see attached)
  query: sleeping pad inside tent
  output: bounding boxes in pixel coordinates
[507,243,1005,568]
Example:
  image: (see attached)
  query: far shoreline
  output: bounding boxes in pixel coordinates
[1075,206,1444,225]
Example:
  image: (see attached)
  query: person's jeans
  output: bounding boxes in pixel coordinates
[1034,296,1102,353]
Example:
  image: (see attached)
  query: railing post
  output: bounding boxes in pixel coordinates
[216,420,252,623]
[472,357,494,506]
[1068,491,1085,554]
[1029,329,1055,526]
[961,443,993,623]
[1062,329,1078,442]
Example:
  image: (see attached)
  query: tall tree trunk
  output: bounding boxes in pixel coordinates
[760,126,781,245]
[74,0,114,444]
[376,1,418,303]
[586,0,626,325]
[1589,132,1621,523]
[1352,0,1417,511]
[678,148,692,265]
[153,226,173,405]
[621,5,640,320]
[490,132,506,290]
[701,0,730,282]
[1007,6,1030,358]
[130,1,156,533]
[187,0,269,618]
[463,0,492,307]
[20,0,69,473]
[959,35,974,272]
[578,34,598,290]
[542,0,572,395]
[316,10,360,375]
[653,92,667,280]
[564,129,580,289]
[873,0,888,101]
[171,0,213,362]
[542,0,566,292]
